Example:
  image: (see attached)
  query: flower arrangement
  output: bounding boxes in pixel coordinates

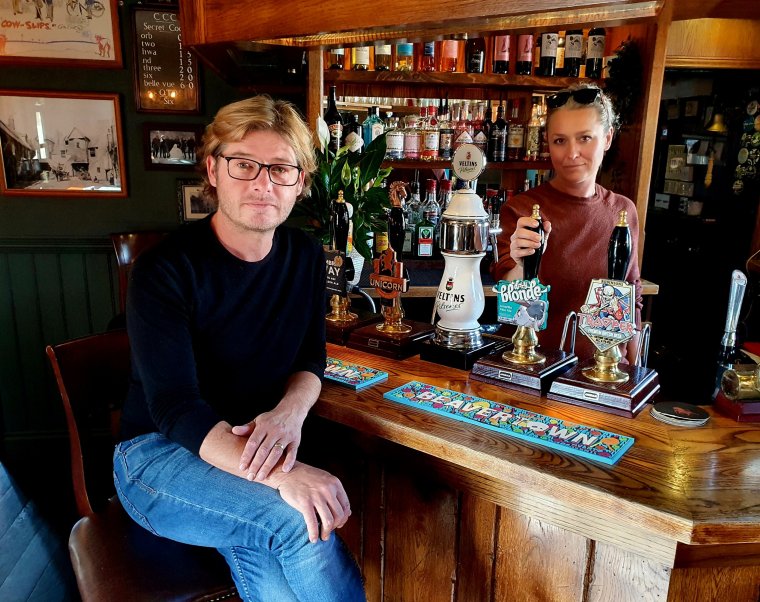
[289,117,392,262]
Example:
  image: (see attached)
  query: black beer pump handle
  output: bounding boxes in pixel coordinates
[332,191,350,254]
[608,210,632,281]
[523,204,544,281]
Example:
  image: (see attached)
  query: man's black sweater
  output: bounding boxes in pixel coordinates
[120,217,326,454]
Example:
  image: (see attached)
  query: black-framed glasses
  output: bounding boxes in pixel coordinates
[546,87,602,110]
[220,155,302,186]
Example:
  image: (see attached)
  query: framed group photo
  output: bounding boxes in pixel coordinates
[0,89,127,197]
[177,178,214,222]
[143,122,203,170]
[0,0,122,68]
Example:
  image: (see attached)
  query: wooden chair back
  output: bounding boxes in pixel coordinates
[46,329,130,517]
[110,231,168,312]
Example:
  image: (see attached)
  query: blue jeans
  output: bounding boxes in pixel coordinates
[113,433,365,602]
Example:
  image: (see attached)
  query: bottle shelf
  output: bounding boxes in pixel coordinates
[382,159,552,171]
[324,69,599,90]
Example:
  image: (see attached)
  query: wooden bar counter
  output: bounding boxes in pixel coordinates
[308,344,760,601]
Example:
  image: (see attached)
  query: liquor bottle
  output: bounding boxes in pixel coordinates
[493,35,510,74]
[438,100,454,160]
[352,45,370,70]
[421,42,436,71]
[421,105,440,161]
[555,31,566,76]
[608,210,631,281]
[440,39,459,72]
[538,97,550,160]
[713,270,748,399]
[385,117,405,160]
[403,108,423,160]
[522,204,545,280]
[516,34,533,75]
[564,30,584,77]
[453,101,473,151]
[539,32,558,76]
[481,100,493,151]
[525,96,541,161]
[343,113,363,152]
[585,27,606,78]
[439,178,453,212]
[506,99,525,161]
[488,101,507,162]
[404,181,421,255]
[395,43,414,72]
[472,101,488,155]
[374,43,392,71]
[415,180,438,258]
[324,85,344,155]
[362,106,385,148]
[465,35,486,73]
[327,48,345,70]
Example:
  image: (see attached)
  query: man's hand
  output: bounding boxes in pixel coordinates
[268,462,351,543]
[232,371,321,481]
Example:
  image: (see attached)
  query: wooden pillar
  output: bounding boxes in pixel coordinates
[307,49,324,144]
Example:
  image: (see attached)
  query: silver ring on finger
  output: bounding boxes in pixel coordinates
[273,442,286,450]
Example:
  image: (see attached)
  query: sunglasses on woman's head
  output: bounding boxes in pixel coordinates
[546,87,602,109]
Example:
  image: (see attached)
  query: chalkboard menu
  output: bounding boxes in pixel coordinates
[133,8,201,113]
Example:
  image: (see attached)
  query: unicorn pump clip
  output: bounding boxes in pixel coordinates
[471,204,579,393]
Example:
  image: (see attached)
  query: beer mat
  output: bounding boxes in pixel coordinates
[324,357,388,390]
[383,381,634,465]
[650,402,709,427]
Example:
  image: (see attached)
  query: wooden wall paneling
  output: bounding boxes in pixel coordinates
[362,454,385,602]
[84,252,118,333]
[33,254,70,355]
[384,463,458,601]
[667,566,760,602]
[0,253,24,433]
[666,19,760,69]
[493,506,588,602]
[586,540,672,601]
[455,492,497,602]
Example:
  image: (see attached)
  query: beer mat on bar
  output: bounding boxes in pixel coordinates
[324,357,388,390]
[383,381,634,465]
[650,402,709,427]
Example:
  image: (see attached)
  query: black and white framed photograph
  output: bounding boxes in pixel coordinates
[177,178,213,222]
[0,89,127,197]
[144,122,202,170]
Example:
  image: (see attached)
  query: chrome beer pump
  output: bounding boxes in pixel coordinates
[419,144,505,369]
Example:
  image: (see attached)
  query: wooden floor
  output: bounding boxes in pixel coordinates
[0,462,78,601]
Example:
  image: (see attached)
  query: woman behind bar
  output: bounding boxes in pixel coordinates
[491,83,642,361]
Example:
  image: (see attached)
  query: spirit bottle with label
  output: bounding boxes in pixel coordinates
[324,85,344,155]
[374,43,392,71]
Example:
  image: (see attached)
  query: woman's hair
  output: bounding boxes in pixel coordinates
[196,95,317,202]
[546,82,618,134]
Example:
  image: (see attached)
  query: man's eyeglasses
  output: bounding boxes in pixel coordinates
[546,87,602,110]
[220,156,302,186]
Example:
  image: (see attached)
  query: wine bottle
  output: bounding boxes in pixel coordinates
[465,36,485,73]
[374,43,392,71]
[539,32,558,76]
[516,34,533,75]
[585,27,606,79]
[324,85,344,155]
[608,210,632,280]
[522,204,545,280]
[713,270,748,399]
[351,45,370,70]
[327,48,344,70]
[493,35,510,74]
[564,30,583,77]
[555,31,566,76]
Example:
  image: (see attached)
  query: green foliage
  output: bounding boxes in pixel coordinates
[290,134,392,262]
[605,37,643,127]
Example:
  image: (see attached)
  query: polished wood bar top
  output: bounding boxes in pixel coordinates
[314,344,760,564]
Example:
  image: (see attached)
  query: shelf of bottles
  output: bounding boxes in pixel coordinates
[381,159,551,170]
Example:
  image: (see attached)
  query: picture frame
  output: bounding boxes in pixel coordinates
[143,122,203,170]
[177,178,214,222]
[0,0,122,68]
[132,6,201,114]
[0,89,127,197]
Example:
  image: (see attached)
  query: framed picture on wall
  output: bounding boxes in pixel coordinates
[0,89,127,197]
[0,0,122,68]
[143,123,202,170]
[177,178,214,222]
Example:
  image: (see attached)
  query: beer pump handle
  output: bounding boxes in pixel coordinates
[608,210,632,281]
[522,204,544,281]
[713,270,748,399]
